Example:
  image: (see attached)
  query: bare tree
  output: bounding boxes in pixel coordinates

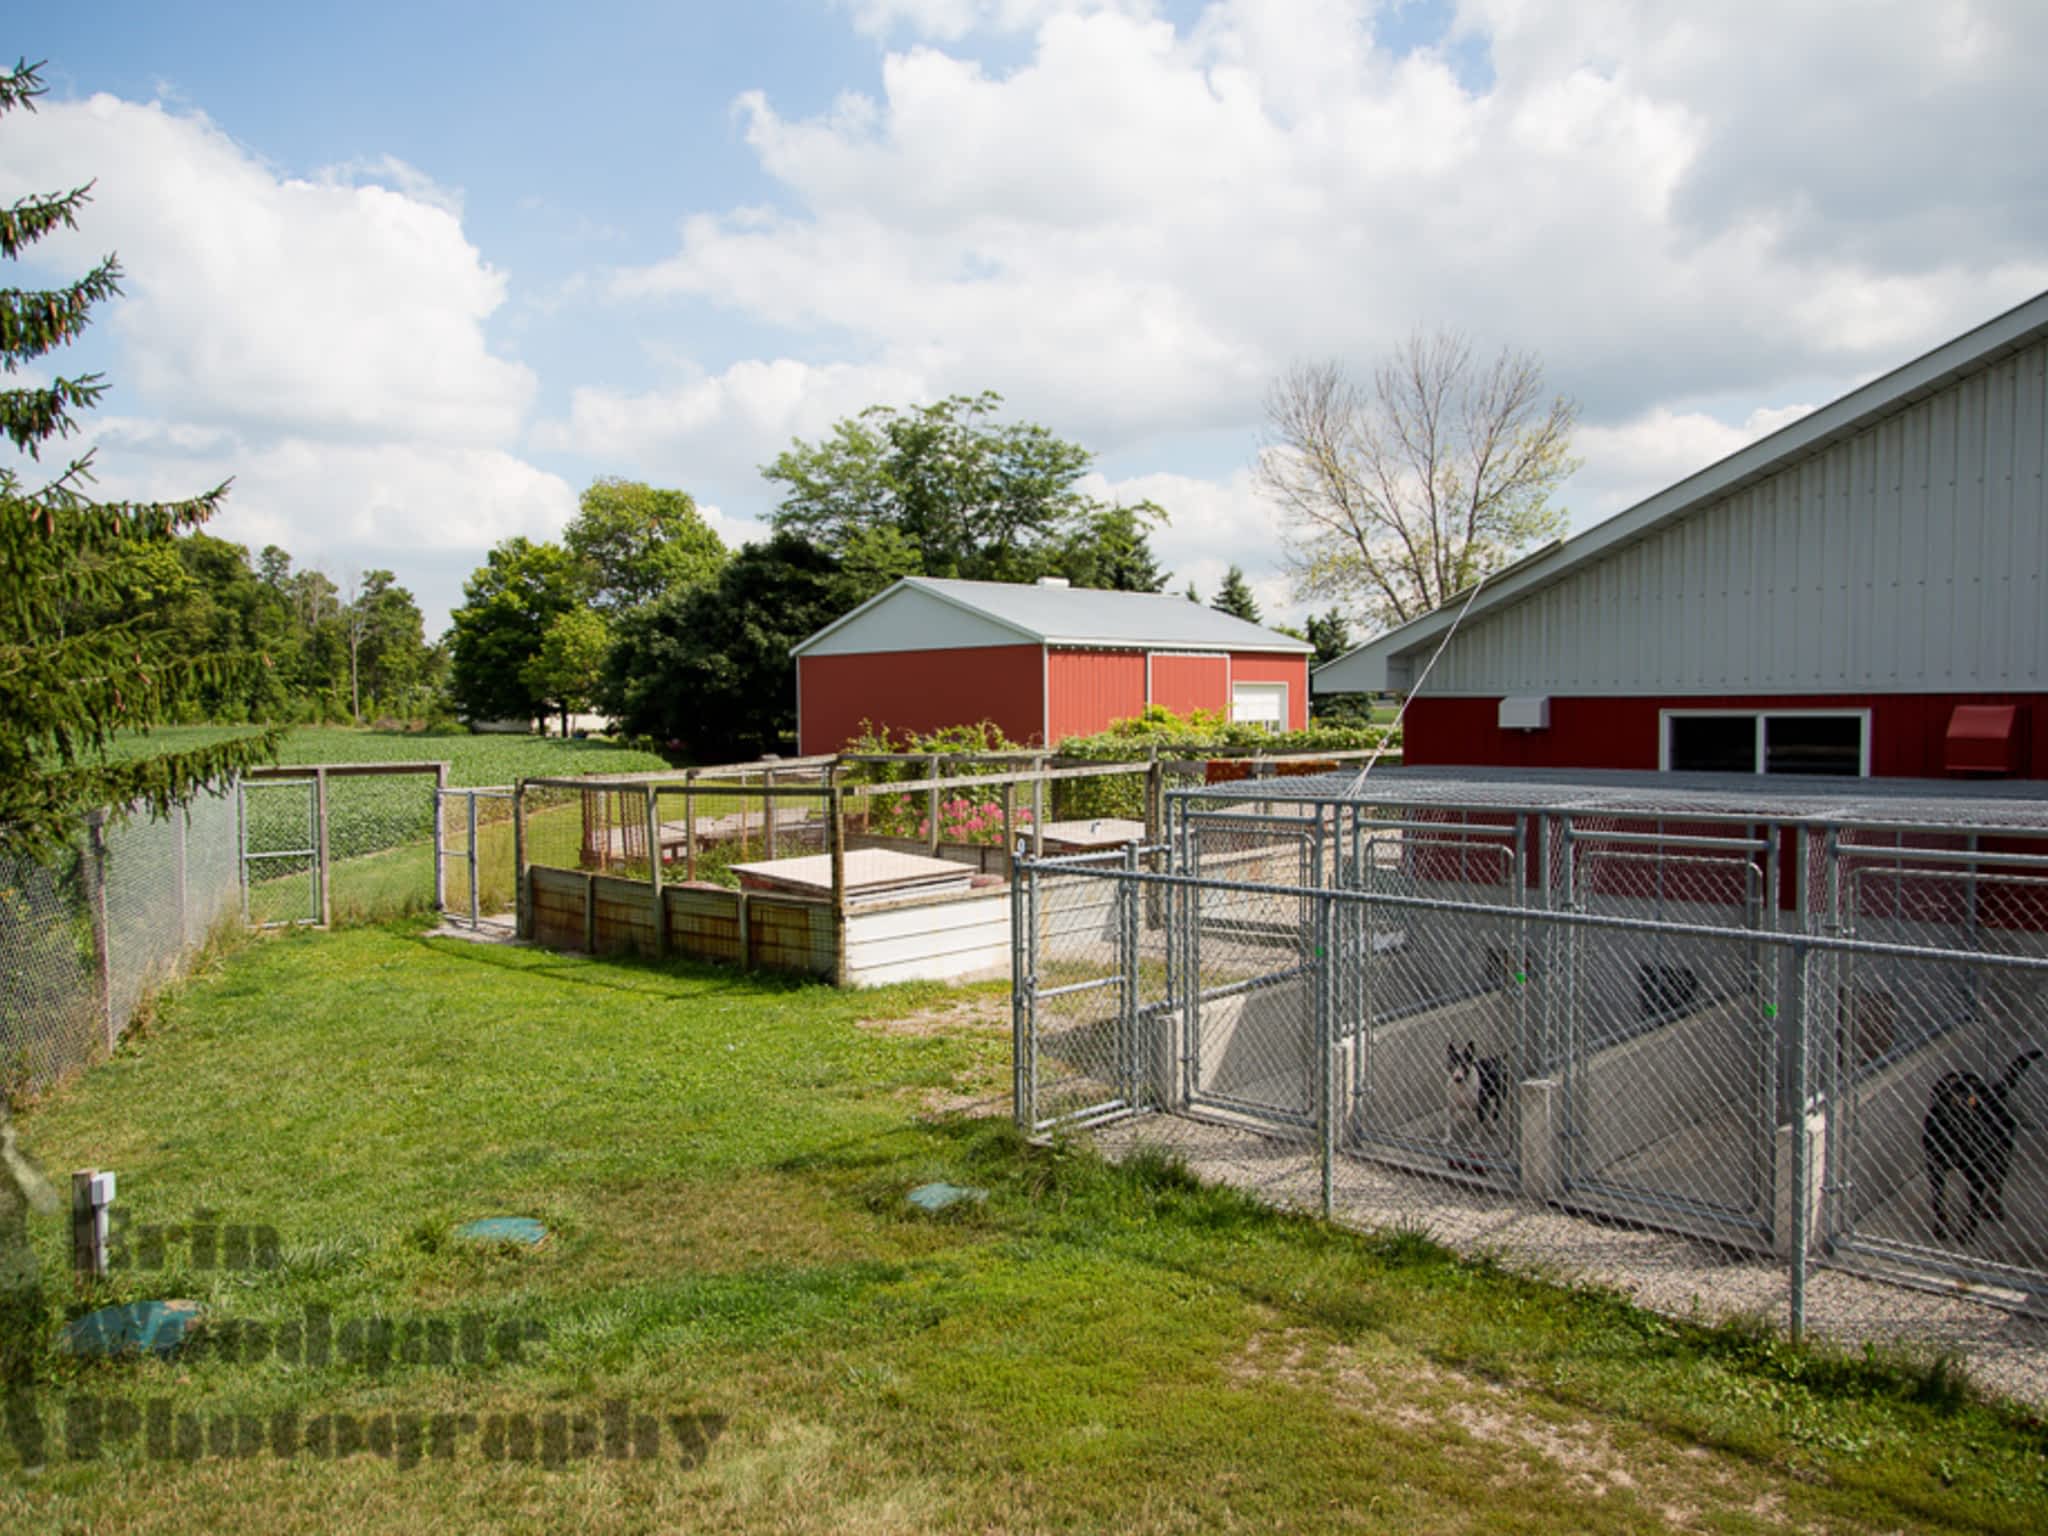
[1256,333,1578,634]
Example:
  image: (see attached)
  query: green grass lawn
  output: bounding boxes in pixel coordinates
[6,927,2044,1533]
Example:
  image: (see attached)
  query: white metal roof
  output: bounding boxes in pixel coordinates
[794,576,1313,657]
[1315,286,2048,695]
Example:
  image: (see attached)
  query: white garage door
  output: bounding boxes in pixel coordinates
[1231,682,1286,730]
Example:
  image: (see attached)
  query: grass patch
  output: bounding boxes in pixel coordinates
[5,927,2042,1532]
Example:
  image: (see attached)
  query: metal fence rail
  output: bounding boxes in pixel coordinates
[1015,844,2048,1394]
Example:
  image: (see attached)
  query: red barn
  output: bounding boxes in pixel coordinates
[1316,288,2048,782]
[793,577,1313,754]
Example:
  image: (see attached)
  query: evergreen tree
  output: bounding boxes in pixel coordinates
[1056,503,1169,592]
[1212,565,1262,624]
[1304,607,1351,666]
[0,60,277,856]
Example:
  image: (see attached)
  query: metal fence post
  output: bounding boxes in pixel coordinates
[646,786,665,959]
[1031,755,1046,858]
[1019,860,1039,1131]
[174,800,190,953]
[512,781,528,939]
[926,754,941,856]
[1315,887,1336,1219]
[684,770,699,883]
[86,810,114,1053]
[829,775,847,985]
[433,763,449,914]
[1787,938,1810,1342]
[1120,841,1140,1110]
[313,767,331,926]
[469,791,483,931]
[237,778,250,926]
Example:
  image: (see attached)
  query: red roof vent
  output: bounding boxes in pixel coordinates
[1944,704,2023,776]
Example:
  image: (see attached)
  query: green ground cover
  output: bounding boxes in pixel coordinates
[5,925,2042,1533]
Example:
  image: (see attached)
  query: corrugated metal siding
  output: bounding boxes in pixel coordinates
[1229,653,1311,729]
[1403,691,2048,778]
[797,645,1045,753]
[1047,649,1146,741]
[1149,652,1229,718]
[1416,338,2048,695]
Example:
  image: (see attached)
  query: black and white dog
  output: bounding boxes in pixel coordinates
[1445,1040,1505,1141]
[1923,1049,2041,1243]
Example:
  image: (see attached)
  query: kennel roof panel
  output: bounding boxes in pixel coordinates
[729,848,977,902]
[1176,765,2048,831]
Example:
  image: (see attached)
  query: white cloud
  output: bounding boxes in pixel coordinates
[610,0,2046,444]
[837,0,1154,41]
[0,91,579,631]
[0,94,534,446]
[1567,402,1815,523]
[537,356,933,490]
[566,0,2048,622]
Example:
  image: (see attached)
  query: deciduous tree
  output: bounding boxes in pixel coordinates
[446,538,584,726]
[763,391,1164,586]
[565,477,726,614]
[1257,332,1577,632]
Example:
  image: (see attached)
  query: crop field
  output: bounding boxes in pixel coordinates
[4,924,2043,1533]
[92,725,673,787]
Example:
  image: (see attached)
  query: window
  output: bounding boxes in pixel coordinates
[1662,710,1868,776]
[1231,682,1287,731]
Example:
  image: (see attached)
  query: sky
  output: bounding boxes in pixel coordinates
[6,0,2045,636]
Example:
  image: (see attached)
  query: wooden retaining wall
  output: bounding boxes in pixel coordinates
[524,864,1010,986]
[528,865,835,978]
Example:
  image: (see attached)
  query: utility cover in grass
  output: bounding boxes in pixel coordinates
[63,1299,202,1358]
[906,1182,986,1213]
[455,1216,549,1247]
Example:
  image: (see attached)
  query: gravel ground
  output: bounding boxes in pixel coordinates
[1089,1111,2048,1408]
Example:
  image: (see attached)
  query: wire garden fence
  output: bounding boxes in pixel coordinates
[1014,769,2048,1399]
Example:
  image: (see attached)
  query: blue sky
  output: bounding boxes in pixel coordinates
[9,1,2045,633]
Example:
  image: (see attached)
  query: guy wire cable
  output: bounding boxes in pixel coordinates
[1342,565,1494,799]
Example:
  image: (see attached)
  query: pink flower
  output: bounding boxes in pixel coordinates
[980,802,1000,818]
[918,818,931,836]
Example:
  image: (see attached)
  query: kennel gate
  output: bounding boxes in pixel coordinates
[1556,822,1779,1243]
[238,777,320,928]
[1815,836,2048,1298]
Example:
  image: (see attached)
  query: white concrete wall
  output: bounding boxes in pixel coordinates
[843,889,1011,986]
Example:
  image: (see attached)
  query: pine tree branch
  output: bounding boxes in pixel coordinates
[0,372,106,454]
[0,184,96,259]
[0,256,122,367]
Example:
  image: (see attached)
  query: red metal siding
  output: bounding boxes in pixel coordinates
[797,645,1044,754]
[1047,649,1146,742]
[1149,652,1229,718]
[1400,693,2048,779]
[1229,653,1311,731]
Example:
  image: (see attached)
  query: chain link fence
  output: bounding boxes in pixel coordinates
[1017,775,2048,1402]
[2,766,455,1098]
[1,791,241,1099]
